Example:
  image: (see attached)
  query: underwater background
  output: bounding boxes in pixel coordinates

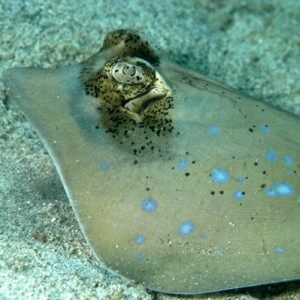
[0,0,299,299]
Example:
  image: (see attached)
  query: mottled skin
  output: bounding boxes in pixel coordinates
[3,29,300,294]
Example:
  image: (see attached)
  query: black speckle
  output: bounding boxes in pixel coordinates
[185,172,190,177]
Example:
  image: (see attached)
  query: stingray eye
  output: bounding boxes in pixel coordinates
[80,30,174,124]
[84,56,173,123]
[111,61,146,84]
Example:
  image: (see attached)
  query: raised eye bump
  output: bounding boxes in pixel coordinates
[101,29,159,64]
[80,29,174,132]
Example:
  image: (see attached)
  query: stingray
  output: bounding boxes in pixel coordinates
[3,29,300,295]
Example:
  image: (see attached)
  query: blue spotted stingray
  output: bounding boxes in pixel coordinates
[3,29,300,295]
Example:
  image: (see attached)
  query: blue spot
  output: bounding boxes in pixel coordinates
[265,182,294,198]
[177,159,188,170]
[208,124,221,137]
[234,189,245,201]
[218,248,226,255]
[141,198,158,213]
[200,232,209,239]
[100,161,110,171]
[275,246,286,254]
[178,221,196,236]
[237,176,247,184]
[265,150,277,163]
[136,253,145,260]
[297,196,300,204]
[211,168,231,185]
[260,124,270,134]
[265,188,276,198]
[283,155,293,166]
[134,235,146,245]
